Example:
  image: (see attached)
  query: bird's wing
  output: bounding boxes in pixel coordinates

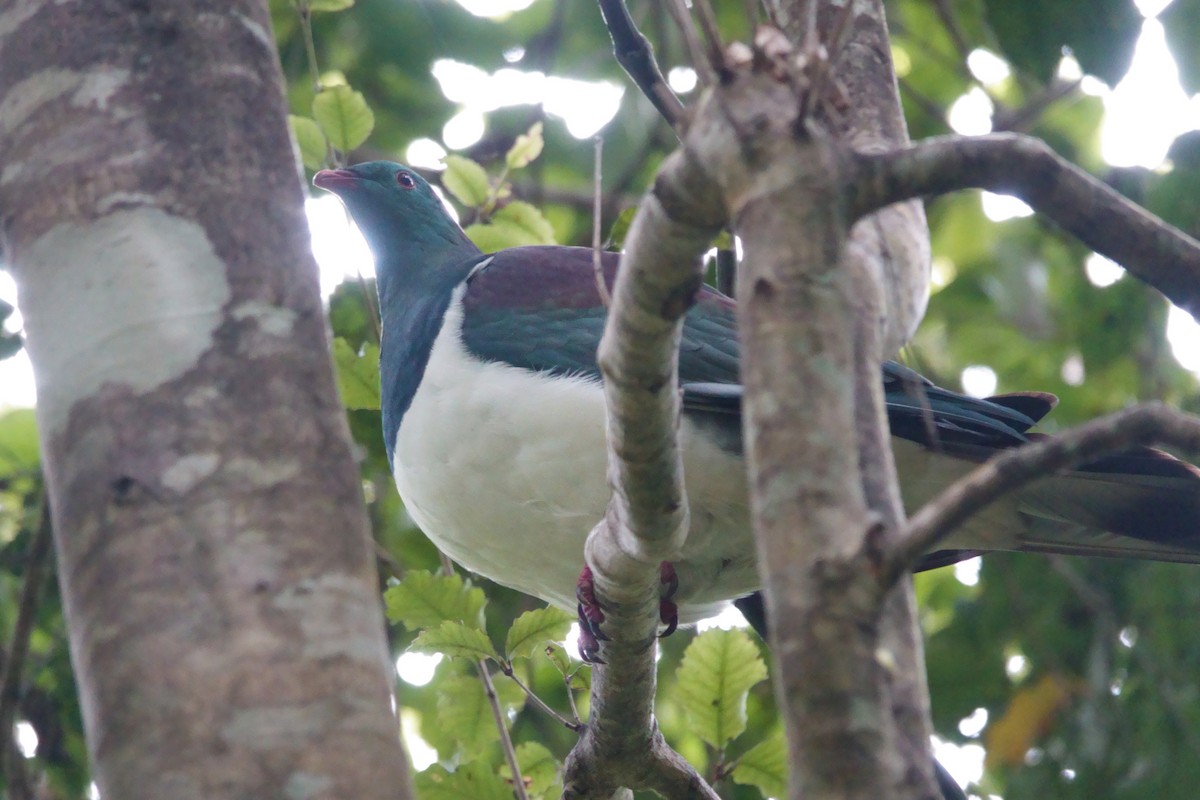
[460,247,1200,562]
[683,366,1200,562]
[459,246,739,383]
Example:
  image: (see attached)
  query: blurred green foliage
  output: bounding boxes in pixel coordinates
[3,1,1200,798]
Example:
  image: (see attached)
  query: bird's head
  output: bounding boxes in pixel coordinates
[313,161,479,287]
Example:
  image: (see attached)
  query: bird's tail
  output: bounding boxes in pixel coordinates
[919,441,1200,567]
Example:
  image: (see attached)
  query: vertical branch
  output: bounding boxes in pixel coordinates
[777,3,939,798]
[563,139,727,800]
[0,3,413,797]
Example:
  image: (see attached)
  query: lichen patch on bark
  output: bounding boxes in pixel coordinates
[17,207,230,437]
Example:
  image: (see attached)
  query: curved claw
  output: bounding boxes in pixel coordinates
[658,598,679,638]
[658,561,680,638]
[576,562,682,657]
[576,566,607,663]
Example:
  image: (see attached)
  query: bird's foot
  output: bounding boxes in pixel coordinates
[574,562,681,662]
[576,565,607,664]
[659,561,679,638]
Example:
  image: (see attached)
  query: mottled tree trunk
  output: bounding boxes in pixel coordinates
[737,1,937,798]
[0,2,412,797]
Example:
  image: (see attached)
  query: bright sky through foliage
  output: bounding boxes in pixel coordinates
[431,59,624,139]
[454,0,535,17]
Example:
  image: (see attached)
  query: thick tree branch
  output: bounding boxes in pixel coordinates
[773,4,942,800]
[0,3,413,796]
[884,404,1200,586]
[850,133,1200,318]
[597,0,687,128]
[563,136,726,800]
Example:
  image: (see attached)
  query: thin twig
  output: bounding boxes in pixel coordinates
[438,551,527,796]
[929,0,973,70]
[850,133,1200,318]
[592,136,612,308]
[478,659,530,800]
[691,0,727,75]
[294,1,341,167]
[897,78,950,128]
[884,403,1200,586]
[665,0,718,87]
[502,665,583,731]
[0,501,52,800]
[798,0,854,124]
[0,502,53,778]
[295,2,323,93]
[992,78,1083,133]
[595,0,686,127]
[563,670,582,724]
[742,0,760,29]
[801,0,819,54]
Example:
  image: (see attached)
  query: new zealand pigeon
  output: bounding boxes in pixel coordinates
[315,160,1200,613]
[316,161,1200,799]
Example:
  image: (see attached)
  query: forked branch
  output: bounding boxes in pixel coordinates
[597,0,687,127]
[850,133,1200,318]
[883,404,1200,586]
[563,138,727,800]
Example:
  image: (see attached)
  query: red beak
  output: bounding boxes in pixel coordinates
[313,168,360,191]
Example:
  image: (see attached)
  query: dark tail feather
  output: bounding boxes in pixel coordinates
[733,592,768,640]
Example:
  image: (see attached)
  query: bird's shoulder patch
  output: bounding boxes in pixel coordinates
[463,246,619,312]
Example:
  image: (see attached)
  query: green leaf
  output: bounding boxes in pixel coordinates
[604,206,636,249]
[731,729,787,799]
[505,121,544,169]
[431,674,523,757]
[0,409,39,475]
[674,628,768,748]
[505,606,574,660]
[416,761,512,800]
[305,0,354,11]
[288,115,327,171]
[312,84,374,152]
[464,208,555,251]
[385,570,487,630]
[567,664,591,693]
[463,222,521,253]
[502,741,561,799]
[544,642,573,676]
[493,201,556,244]
[442,155,491,207]
[982,0,1140,85]
[327,282,372,345]
[331,337,380,411]
[410,621,498,661]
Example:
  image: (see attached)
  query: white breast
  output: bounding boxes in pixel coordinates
[392,288,753,621]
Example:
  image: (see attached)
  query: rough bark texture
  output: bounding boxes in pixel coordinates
[564,151,726,800]
[851,133,1200,319]
[745,2,938,798]
[0,2,412,797]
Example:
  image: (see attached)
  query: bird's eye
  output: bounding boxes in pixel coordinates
[396,171,416,189]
